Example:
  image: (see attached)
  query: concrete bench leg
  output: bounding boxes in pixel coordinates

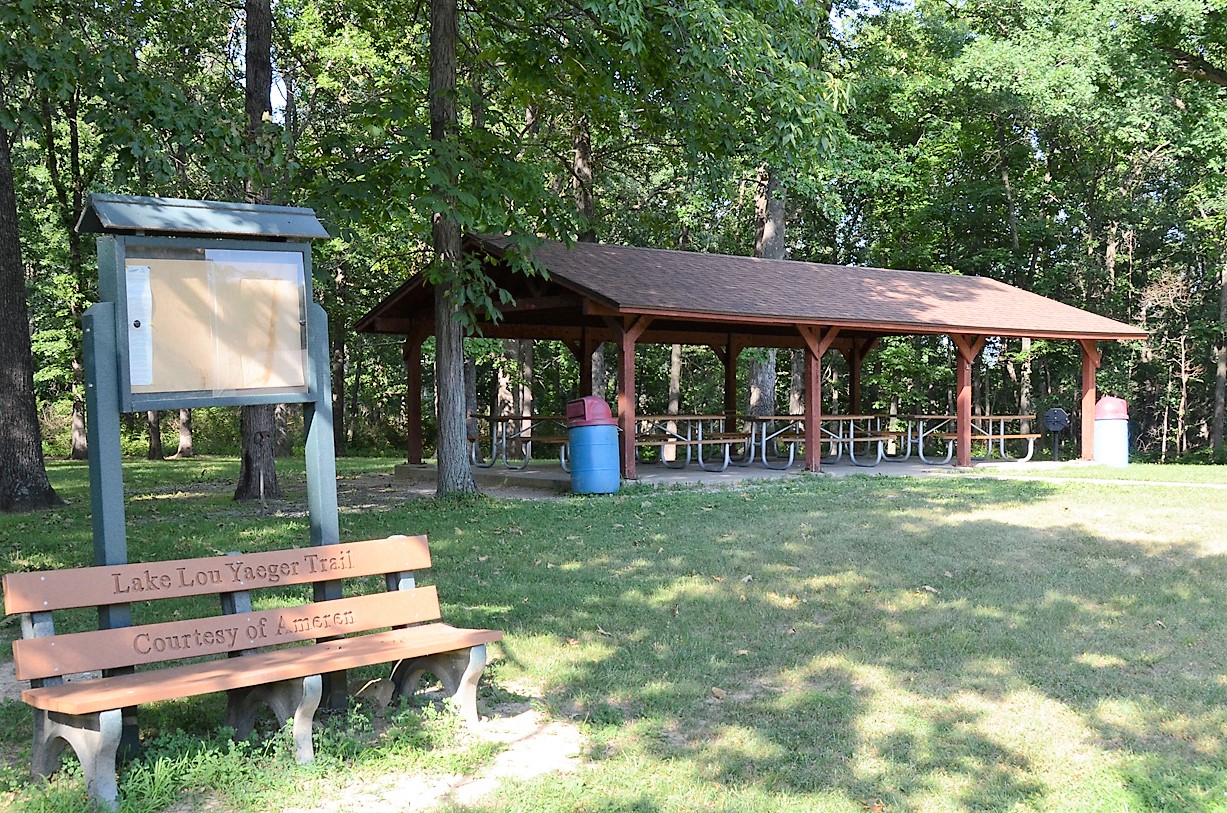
[226,674,323,764]
[391,644,488,726]
[34,708,123,812]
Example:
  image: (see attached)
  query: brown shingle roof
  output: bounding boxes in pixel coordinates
[481,236,1145,341]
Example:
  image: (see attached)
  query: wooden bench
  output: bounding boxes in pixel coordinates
[2,534,502,812]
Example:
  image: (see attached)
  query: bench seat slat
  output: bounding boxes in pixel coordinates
[3,535,431,613]
[22,623,503,716]
[13,588,443,681]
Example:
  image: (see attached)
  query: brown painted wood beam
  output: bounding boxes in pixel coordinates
[949,334,985,467]
[402,327,428,465]
[496,294,583,313]
[723,335,742,425]
[1080,339,1100,461]
[840,336,878,413]
[615,316,654,479]
[798,326,840,472]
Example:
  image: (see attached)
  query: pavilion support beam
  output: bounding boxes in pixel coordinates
[842,336,878,413]
[1080,339,1101,461]
[614,316,653,479]
[718,336,743,430]
[402,327,428,465]
[949,333,986,467]
[798,326,840,472]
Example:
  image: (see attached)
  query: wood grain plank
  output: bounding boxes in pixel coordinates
[13,587,441,680]
[3,535,430,613]
[22,624,503,715]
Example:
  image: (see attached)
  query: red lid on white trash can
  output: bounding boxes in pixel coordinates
[1095,396,1128,420]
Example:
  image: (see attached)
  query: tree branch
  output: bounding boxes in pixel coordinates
[1161,45,1227,88]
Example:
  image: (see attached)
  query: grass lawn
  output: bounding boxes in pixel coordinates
[972,460,1227,485]
[2,458,1226,812]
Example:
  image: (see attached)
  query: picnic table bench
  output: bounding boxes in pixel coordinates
[635,415,750,472]
[2,534,502,812]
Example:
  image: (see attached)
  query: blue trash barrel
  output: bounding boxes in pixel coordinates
[1093,396,1129,466]
[566,397,620,494]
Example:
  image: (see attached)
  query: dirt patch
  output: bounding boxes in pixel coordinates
[278,703,585,813]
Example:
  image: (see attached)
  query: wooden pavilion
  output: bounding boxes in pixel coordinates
[355,235,1147,477]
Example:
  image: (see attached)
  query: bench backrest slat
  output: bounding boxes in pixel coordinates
[12,586,442,681]
[2,535,430,614]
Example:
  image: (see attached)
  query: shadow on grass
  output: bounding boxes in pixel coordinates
[393,476,1227,812]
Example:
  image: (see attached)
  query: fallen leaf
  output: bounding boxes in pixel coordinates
[712,575,725,583]
[710,687,727,699]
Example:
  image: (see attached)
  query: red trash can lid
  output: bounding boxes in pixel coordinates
[566,396,615,426]
[1095,396,1128,420]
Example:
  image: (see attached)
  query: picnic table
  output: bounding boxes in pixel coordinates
[469,414,570,470]
[901,414,1039,464]
[635,414,750,472]
[746,414,892,469]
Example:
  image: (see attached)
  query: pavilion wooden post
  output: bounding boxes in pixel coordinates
[614,316,653,479]
[949,333,985,467]
[717,335,743,431]
[843,337,878,414]
[1080,339,1101,461]
[798,326,840,472]
[402,325,428,465]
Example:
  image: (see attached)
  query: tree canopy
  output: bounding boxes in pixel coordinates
[4,0,1227,504]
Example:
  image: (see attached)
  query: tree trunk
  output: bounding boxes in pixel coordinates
[332,340,348,455]
[234,404,281,501]
[573,115,595,241]
[274,403,293,457]
[747,351,777,416]
[1178,334,1190,456]
[789,350,804,414]
[1214,232,1227,457]
[0,125,62,511]
[591,345,608,399]
[1018,338,1033,434]
[69,385,87,459]
[748,165,785,417]
[665,343,682,462]
[146,411,164,460]
[235,0,281,501]
[431,0,476,495]
[174,408,194,458]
